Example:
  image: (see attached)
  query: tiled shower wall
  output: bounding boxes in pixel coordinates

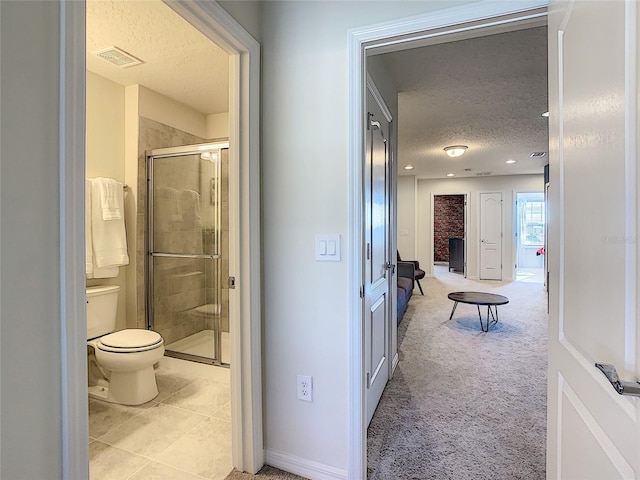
[136,117,229,346]
[433,195,465,262]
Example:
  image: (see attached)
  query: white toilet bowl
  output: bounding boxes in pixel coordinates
[88,329,164,405]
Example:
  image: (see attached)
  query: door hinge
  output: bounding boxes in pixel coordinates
[366,243,371,260]
[228,276,236,289]
[360,285,365,298]
[366,372,371,388]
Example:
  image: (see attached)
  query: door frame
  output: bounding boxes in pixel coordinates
[512,189,546,281]
[348,1,548,476]
[59,2,263,477]
[430,192,469,278]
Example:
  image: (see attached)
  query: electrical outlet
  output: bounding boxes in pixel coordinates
[297,374,313,402]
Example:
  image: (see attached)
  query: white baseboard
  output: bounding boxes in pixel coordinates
[391,352,399,375]
[266,449,348,480]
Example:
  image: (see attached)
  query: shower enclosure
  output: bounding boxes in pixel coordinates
[146,141,229,366]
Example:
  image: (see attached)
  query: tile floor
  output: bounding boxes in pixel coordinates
[89,357,232,480]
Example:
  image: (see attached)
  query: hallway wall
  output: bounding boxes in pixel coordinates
[1,2,65,477]
[397,175,417,260]
[258,0,476,474]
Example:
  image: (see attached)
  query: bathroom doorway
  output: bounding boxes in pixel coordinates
[83,0,263,476]
[147,142,230,366]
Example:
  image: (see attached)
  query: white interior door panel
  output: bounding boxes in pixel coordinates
[547,1,640,477]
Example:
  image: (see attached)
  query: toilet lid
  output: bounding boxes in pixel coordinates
[97,329,163,353]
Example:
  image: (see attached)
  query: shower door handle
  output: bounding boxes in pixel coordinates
[150,252,218,260]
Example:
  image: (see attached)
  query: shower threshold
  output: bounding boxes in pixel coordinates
[164,330,229,366]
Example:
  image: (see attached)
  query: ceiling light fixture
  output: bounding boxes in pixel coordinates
[541,111,549,118]
[404,164,414,170]
[444,145,468,158]
[506,159,517,164]
[446,173,455,177]
[93,46,144,69]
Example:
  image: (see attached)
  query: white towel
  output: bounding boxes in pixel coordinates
[90,178,129,269]
[94,177,123,220]
[91,263,119,279]
[85,179,94,277]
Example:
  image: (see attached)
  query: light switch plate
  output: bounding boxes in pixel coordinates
[315,234,341,261]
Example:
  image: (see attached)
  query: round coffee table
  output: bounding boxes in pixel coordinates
[447,291,509,332]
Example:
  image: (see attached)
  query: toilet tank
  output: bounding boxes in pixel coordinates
[86,285,120,340]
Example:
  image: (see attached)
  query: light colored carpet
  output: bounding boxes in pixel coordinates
[226,267,547,480]
[367,266,548,479]
[225,466,306,480]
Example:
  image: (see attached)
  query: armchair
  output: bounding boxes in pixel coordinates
[397,251,425,295]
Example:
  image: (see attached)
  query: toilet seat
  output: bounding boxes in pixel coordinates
[97,329,163,353]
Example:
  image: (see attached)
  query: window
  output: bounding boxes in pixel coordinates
[520,200,545,246]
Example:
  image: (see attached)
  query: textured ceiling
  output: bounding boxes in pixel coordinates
[87,3,546,178]
[86,0,229,115]
[379,26,549,179]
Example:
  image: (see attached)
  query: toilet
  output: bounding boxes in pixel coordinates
[87,285,164,405]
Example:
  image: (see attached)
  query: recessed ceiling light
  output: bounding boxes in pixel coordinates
[444,145,468,158]
[506,159,517,164]
[541,111,549,117]
[446,173,455,177]
[404,164,414,170]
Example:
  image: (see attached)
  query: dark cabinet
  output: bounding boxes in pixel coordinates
[449,238,464,272]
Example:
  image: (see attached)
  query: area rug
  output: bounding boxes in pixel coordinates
[367,266,548,479]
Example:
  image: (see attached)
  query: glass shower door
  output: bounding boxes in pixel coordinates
[147,142,228,366]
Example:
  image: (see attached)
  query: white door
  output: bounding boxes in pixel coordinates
[479,192,502,280]
[547,1,640,478]
[364,86,391,427]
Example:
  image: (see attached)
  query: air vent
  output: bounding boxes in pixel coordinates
[93,46,143,69]
[530,152,547,158]
[475,172,492,176]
